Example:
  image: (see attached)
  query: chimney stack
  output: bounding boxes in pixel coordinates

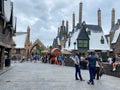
[111,8,115,28]
[73,12,75,29]
[62,20,64,31]
[66,20,68,34]
[57,27,60,36]
[79,2,83,25]
[98,8,101,27]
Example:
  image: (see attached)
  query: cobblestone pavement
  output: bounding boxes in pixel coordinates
[0,61,120,90]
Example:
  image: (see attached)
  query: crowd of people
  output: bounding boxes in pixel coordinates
[70,52,103,85]
[107,53,120,71]
[13,51,120,85]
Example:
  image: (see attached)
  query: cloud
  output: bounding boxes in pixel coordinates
[13,0,120,47]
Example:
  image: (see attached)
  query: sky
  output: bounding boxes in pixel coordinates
[12,0,120,47]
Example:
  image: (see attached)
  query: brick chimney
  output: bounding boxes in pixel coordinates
[66,20,68,35]
[73,12,75,29]
[62,20,64,31]
[98,8,101,27]
[111,8,115,29]
[79,2,83,25]
[57,27,60,36]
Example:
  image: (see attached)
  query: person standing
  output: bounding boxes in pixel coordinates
[71,53,85,81]
[87,52,98,85]
[95,58,103,80]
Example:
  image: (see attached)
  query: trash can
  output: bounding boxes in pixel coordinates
[5,58,11,67]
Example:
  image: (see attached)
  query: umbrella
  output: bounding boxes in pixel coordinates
[62,49,72,55]
[41,50,49,53]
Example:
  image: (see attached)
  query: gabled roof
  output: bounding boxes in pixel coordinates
[86,25,102,32]
[111,19,120,32]
[65,29,80,50]
[111,28,120,44]
[77,26,89,40]
[65,24,110,51]
[13,32,27,48]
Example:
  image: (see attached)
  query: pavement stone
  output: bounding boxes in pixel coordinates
[0,61,120,90]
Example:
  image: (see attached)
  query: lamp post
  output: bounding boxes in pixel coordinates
[74,42,76,50]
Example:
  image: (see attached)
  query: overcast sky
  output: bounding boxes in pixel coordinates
[12,0,120,47]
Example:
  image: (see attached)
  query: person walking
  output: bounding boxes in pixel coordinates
[71,53,85,81]
[87,52,98,85]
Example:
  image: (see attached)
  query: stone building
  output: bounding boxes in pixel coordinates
[0,0,16,69]
[12,26,46,60]
[12,26,31,60]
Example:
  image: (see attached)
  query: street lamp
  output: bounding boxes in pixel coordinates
[74,42,76,50]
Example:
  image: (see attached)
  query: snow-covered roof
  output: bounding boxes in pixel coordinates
[4,0,12,22]
[112,28,120,44]
[89,31,110,50]
[65,29,80,51]
[65,28,110,51]
[13,32,27,48]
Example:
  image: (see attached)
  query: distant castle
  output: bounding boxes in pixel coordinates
[53,2,120,61]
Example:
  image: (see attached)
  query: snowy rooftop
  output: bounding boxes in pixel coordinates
[112,28,120,44]
[89,31,110,50]
[13,32,27,48]
[65,29,110,51]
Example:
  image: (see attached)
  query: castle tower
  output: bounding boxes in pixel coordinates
[98,8,101,27]
[27,26,30,41]
[79,2,83,25]
[72,12,75,32]
[111,8,115,29]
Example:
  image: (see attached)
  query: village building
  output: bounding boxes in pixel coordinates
[0,0,16,69]
[109,8,120,54]
[12,26,46,61]
[53,2,113,61]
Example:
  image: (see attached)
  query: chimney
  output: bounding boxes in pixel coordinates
[73,12,75,29]
[62,20,64,31]
[111,8,115,28]
[98,8,101,27]
[66,20,68,35]
[79,2,83,25]
[57,27,60,36]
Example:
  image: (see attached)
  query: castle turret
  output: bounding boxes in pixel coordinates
[111,8,115,29]
[79,2,83,25]
[98,8,101,27]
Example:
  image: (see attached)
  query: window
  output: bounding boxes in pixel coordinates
[16,49,20,54]
[77,40,88,48]
[100,36,104,44]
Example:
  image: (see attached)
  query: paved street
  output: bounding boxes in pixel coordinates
[0,61,120,90]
